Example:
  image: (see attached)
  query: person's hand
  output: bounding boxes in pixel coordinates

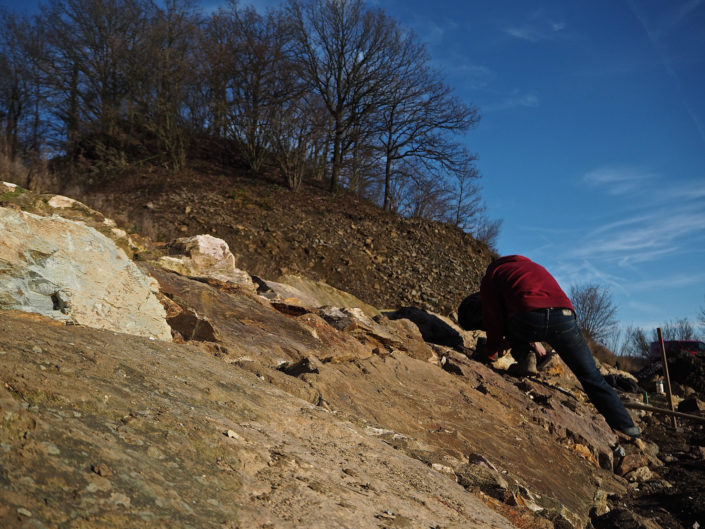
[475,337,486,356]
[532,342,547,357]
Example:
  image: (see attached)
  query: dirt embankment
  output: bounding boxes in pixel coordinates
[60,166,494,318]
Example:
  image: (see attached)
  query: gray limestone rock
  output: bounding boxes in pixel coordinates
[0,207,171,340]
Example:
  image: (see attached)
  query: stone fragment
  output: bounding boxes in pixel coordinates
[566,442,599,467]
[279,357,323,377]
[47,195,80,209]
[158,235,255,290]
[625,466,653,483]
[92,463,113,477]
[386,307,465,350]
[147,446,166,459]
[167,307,218,342]
[276,274,381,318]
[319,306,404,352]
[109,492,132,509]
[0,207,171,340]
[253,276,320,308]
[455,461,510,501]
[616,454,649,477]
[592,508,664,529]
[226,430,242,440]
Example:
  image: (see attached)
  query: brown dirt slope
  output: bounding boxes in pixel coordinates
[61,165,493,318]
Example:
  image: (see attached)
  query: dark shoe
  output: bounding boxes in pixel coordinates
[616,426,641,438]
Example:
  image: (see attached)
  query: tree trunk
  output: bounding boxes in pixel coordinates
[330,123,342,192]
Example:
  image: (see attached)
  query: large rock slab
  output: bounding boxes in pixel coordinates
[0,311,518,529]
[275,274,382,317]
[148,265,372,365]
[288,351,626,527]
[0,207,171,340]
[1,183,138,256]
[147,264,628,525]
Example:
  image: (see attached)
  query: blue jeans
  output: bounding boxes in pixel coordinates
[506,308,635,432]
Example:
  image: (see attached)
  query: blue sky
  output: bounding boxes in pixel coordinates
[4,0,705,335]
[372,0,705,334]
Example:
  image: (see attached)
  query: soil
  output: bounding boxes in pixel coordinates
[629,417,705,529]
[54,160,494,319]
[614,356,705,529]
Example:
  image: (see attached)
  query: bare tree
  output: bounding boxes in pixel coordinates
[448,159,483,229]
[270,92,328,190]
[132,0,201,169]
[376,59,480,211]
[618,325,649,357]
[200,3,299,172]
[388,158,452,221]
[653,318,697,341]
[0,10,37,160]
[41,0,147,162]
[472,216,503,252]
[287,0,403,192]
[569,283,618,343]
[199,9,233,139]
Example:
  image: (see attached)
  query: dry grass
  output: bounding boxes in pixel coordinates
[0,149,29,186]
[0,148,56,192]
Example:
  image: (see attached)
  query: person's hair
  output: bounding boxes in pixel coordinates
[457,292,484,330]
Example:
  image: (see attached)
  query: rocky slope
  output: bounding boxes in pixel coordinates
[55,166,494,318]
[2,181,704,529]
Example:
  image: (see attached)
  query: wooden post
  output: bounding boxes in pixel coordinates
[657,328,678,427]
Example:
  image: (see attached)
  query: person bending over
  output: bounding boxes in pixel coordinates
[458,255,640,438]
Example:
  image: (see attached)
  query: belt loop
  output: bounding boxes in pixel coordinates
[544,308,549,334]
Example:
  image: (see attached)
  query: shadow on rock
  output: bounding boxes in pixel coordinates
[386,306,464,350]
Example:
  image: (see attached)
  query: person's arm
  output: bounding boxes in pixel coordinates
[480,272,507,357]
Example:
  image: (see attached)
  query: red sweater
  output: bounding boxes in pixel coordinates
[480,255,574,355]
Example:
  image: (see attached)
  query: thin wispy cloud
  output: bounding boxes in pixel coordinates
[551,258,625,292]
[452,62,495,90]
[583,166,657,195]
[630,271,705,291]
[430,53,495,91]
[405,14,459,48]
[575,211,705,260]
[656,0,703,36]
[502,9,567,42]
[483,92,538,112]
[568,166,705,269]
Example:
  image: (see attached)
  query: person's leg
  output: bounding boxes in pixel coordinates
[506,311,544,376]
[544,314,637,433]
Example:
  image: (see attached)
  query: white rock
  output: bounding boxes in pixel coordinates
[0,207,171,341]
[158,235,254,290]
[47,195,80,209]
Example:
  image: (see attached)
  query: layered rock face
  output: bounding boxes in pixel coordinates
[1,186,668,529]
[0,197,171,341]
